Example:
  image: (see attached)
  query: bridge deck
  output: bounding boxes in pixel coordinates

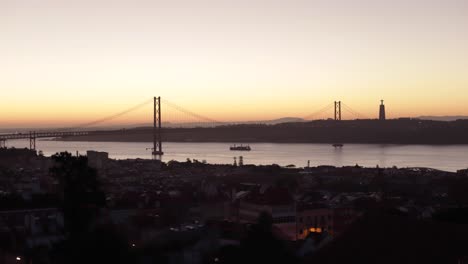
[0,131,90,140]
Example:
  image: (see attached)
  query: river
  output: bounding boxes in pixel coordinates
[4,139,468,172]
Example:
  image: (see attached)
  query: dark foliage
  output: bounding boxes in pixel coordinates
[216,212,297,264]
[50,152,105,238]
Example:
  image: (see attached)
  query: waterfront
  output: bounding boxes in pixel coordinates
[4,139,468,172]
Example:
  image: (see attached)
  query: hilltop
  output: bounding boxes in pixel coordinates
[58,119,468,145]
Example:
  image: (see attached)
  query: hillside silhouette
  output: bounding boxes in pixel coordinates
[60,119,468,144]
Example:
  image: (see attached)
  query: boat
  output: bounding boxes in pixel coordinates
[230,144,251,151]
[332,143,344,148]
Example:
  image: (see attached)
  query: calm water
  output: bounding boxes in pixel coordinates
[4,139,468,172]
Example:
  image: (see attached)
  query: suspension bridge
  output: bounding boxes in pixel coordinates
[0,97,374,158]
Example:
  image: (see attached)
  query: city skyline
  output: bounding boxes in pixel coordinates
[2,0,468,127]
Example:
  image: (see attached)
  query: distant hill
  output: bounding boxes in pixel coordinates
[133,117,306,128]
[417,116,468,121]
[8,116,468,133]
[236,117,305,125]
[0,117,306,133]
[59,119,468,144]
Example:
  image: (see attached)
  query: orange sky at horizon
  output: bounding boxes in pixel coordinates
[1,0,468,128]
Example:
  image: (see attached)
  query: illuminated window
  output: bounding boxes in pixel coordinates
[309,227,322,233]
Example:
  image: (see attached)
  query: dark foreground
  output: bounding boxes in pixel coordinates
[1,147,468,263]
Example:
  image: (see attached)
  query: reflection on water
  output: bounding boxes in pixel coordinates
[4,139,468,172]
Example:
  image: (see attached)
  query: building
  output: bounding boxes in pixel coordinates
[296,207,359,239]
[0,148,38,169]
[0,208,64,263]
[87,150,109,170]
[237,186,297,239]
[238,186,295,224]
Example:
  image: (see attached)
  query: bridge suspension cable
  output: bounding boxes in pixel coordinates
[162,98,226,127]
[9,97,376,134]
[44,98,154,132]
[302,102,335,120]
[341,103,370,120]
[75,98,153,129]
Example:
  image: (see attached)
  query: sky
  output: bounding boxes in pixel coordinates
[1,0,468,128]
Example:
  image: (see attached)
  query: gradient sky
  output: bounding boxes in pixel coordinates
[1,0,468,127]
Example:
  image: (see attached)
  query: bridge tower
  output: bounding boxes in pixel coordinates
[152,96,164,159]
[334,101,342,121]
[29,131,36,150]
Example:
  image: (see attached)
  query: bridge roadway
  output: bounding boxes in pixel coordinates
[0,131,91,149]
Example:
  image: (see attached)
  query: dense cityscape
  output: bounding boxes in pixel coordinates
[1,146,468,263]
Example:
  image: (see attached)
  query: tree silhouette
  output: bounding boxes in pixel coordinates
[49,152,105,238]
[240,212,297,264]
[49,153,134,264]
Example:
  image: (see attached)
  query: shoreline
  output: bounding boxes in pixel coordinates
[52,137,468,146]
[1,143,466,172]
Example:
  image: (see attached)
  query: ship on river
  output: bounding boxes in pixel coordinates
[230,144,251,151]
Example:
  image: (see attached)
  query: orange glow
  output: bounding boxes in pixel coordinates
[1,1,468,127]
[309,227,322,233]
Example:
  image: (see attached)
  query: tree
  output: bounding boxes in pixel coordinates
[448,177,468,207]
[50,152,105,238]
[239,212,297,264]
